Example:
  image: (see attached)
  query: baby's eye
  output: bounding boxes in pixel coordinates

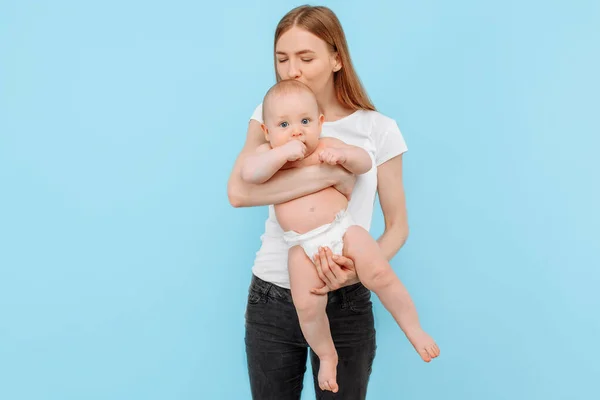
[301,118,310,125]
[279,121,289,128]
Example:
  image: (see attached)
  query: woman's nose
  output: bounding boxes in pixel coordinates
[287,61,301,79]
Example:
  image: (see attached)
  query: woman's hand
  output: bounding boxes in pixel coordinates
[311,247,359,295]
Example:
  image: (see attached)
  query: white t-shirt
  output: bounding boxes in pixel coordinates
[249,103,408,288]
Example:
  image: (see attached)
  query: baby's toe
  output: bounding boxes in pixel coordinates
[330,380,339,393]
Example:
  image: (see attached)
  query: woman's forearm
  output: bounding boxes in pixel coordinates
[230,164,346,208]
[376,225,409,261]
[374,155,409,261]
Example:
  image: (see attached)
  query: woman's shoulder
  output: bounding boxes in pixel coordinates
[356,109,407,163]
[250,103,263,123]
[353,109,401,135]
[360,109,398,125]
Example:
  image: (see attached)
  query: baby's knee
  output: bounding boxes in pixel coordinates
[362,265,395,291]
[293,293,324,320]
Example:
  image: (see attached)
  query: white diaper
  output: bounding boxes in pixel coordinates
[282,209,355,261]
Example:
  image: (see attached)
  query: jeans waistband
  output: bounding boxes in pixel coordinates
[249,273,368,304]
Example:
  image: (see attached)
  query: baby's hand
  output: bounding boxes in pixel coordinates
[319,147,347,165]
[282,140,307,161]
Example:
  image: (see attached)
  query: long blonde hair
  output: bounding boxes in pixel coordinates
[274,5,376,111]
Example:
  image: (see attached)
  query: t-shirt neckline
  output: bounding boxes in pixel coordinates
[323,110,362,125]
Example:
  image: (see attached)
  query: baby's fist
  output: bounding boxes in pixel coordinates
[319,147,346,165]
[283,140,307,161]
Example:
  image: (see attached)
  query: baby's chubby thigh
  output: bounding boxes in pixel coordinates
[341,225,378,258]
[342,225,393,288]
[288,246,327,315]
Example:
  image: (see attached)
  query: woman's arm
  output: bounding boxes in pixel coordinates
[227,120,354,208]
[374,154,409,259]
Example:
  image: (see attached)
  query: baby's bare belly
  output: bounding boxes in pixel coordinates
[275,187,348,234]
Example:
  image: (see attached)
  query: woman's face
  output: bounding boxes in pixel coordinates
[275,26,340,97]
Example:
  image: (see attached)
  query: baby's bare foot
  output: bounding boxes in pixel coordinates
[406,328,440,362]
[318,355,339,393]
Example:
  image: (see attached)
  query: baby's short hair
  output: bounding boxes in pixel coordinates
[262,79,318,122]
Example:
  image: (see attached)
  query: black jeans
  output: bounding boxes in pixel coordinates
[245,274,376,400]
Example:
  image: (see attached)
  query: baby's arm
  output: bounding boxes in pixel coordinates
[241,140,306,184]
[319,138,372,175]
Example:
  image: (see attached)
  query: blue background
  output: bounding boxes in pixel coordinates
[1,0,598,399]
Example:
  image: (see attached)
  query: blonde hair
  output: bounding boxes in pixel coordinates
[274,5,376,111]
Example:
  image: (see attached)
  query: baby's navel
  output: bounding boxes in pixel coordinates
[309,207,315,212]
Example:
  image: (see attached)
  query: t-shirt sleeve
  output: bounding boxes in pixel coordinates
[250,103,263,124]
[373,115,408,166]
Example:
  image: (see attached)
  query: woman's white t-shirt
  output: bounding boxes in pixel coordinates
[249,103,408,288]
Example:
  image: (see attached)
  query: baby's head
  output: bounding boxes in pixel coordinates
[261,79,324,154]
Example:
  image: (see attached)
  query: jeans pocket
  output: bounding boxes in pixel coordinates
[248,290,262,305]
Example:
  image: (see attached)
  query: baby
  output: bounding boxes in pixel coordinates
[242,80,439,393]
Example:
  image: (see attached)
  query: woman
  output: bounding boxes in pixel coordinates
[227,5,409,399]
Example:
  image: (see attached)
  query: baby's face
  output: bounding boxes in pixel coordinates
[263,90,323,154]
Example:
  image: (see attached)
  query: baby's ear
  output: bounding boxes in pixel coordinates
[260,123,269,141]
[319,114,325,125]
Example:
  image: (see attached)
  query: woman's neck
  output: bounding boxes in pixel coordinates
[315,85,354,123]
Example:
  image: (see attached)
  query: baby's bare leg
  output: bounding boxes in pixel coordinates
[343,226,440,362]
[288,246,339,393]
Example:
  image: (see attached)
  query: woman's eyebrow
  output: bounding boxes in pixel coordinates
[275,50,316,55]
